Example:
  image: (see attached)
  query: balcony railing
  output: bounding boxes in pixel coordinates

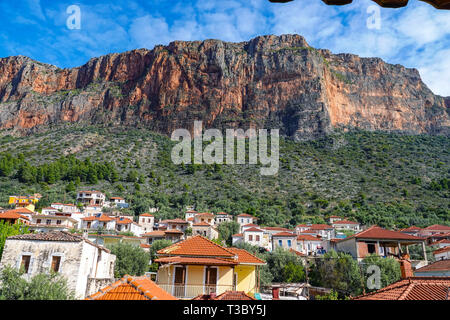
[157,284,235,299]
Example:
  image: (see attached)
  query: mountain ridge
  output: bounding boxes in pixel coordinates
[0,34,449,140]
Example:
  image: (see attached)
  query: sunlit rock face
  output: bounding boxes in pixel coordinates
[0,34,448,140]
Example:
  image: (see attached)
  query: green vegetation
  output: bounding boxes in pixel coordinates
[0,266,75,300]
[107,242,150,278]
[0,221,29,259]
[0,125,448,229]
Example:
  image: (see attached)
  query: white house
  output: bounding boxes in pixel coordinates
[191,222,219,240]
[236,213,257,230]
[138,213,155,233]
[184,210,198,221]
[29,214,78,233]
[296,235,323,256]
[243,227,266,248]
[193,212,215,226]
[80,214,116,231]
[76,191,106,207]
[0,231,116,299]
[433,247,450,261]
[51,203,80,213]
[272,232,297,251]
[115,217,144,237]
[108,197,129,209]
[215,212,232,224]
[332,220,361,232]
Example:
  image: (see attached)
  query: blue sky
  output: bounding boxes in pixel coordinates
[1,0,449,96]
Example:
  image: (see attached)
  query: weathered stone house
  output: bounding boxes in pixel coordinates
[0,231,116,299]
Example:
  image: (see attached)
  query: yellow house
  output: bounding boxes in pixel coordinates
[9,194,41,212]
[155,235,265,299]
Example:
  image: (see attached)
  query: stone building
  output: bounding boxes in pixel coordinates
[0,231,116,299]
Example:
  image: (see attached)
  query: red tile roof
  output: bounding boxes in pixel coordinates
[142,231,166,237]
[297,235,322,241]
[400,226,422,232]
[232,233,243,237]
[310,224,334,230]
[81,214,115,222]
[195,212,214,217]
[332,220,359,225]
[424,224,450,231]
[86,275,177,300]
[344,226,425,242]
[116,218,133,225]
[352,277,450,300]
[0,210,30,221]
[227,248,265,265]
[242,223,259,228]
[157,235,235,257]
[154,256,238,266]
[237,213,255,218]
[433,247,450,255]
[272,231,297,237]
[289,249,306,257]
[262,226,291,232]
[139,213,154,217]
[193,291,255,300]
[164,229,184,234]
[415,260,450,273]
[244,227,263,232]
[193,222,211,227]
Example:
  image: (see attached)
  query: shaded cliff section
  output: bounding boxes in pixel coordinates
[0,34,448,140]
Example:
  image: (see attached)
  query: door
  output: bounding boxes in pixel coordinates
[173,266,186,297]
[205,267,217,294]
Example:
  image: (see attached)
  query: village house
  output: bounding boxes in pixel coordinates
[29,214,78,233]
[8,194,41,211]
[142,229,184,244]
[331,220,361,233]
[424,231,450,245]
[108,197,129,208]
[193,212,215,226]
[154,235,265,299]
[231,233,244,245]
[159,218,189,233]
[81,214,116,232]
[184,210,198,221]
[41,207,60,215]
[272,232,297,251]
[51,203,80,213]
[335,226,428,264]
[242,227,265,247]
[76,190,106,206]
[0,209,31,225]
[419,224,450,237]
[399,226,423,237]
[236,213,257,230]
[353,257,450,300]
[414,259,450,277]
[296,234,324,256]
[138,213,155,233]
[215,212,232,224]
[328,215,343,224]
[0,231,116,299]
[115,217,143,236]
[85,275,177,300]
[191,222,219,240]
[433,246,450,261]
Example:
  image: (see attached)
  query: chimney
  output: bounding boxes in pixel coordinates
[272,286,280,300]
[399,253,413,279]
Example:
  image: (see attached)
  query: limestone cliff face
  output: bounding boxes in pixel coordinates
[0,34,448,139]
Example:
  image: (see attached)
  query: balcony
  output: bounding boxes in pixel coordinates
[157,284,235,299]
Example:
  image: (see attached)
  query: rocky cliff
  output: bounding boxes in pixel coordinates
[0,34,448,140]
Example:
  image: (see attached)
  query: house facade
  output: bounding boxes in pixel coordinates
[138,213,155,233]
[154,235,265,299]
[29,214,78,233]
[0,231,116,299]
[76,191,106,206]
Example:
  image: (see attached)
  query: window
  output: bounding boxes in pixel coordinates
[256,235,260,242]
[278,240,282,247]
[20,255,31,273]
[287,240,292,247]
[46,220,51,225]
[56,220,62,225]
[367,242,376,254]
[51,256,61,273]
[36,219,41,224]
[248,235,253,241]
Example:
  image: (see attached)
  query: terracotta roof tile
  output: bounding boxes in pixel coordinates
[86,275,177,300]
[415,260,450,273]
[142,231,166,237]
[297,234,322,241]
[352,277,450,300]
[345,226,425,241]
[0,210,30,221]
[273,231,297,237]
[154,256,238,266]
[424,225,450,231]
[8,230,83,242]
[139,213,154,217]
[244,227,263,232]
[227,248,265,265]
[193,222,211,227]
[193,291,255,300]
[157,235,235,257]
[232,233,243,237]
[81,214,115,222]
[434,247,450,255]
